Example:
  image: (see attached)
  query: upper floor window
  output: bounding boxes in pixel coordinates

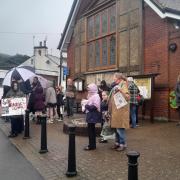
[87,5,116,71]
[87,5,116,41]
[38,50,41,56]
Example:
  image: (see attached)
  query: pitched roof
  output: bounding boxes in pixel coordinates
[58,0,180,53]
[154,0,180,13]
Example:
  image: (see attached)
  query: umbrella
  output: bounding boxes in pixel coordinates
[29,75,50,88]
[2,66,35,86]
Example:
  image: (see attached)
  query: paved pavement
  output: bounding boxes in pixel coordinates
[0,128,43,180]
[0,116,180,180]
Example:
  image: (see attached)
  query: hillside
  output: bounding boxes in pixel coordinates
[0,53,30,70]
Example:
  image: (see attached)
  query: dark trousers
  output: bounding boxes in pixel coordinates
[88,123,96,149]
[66,97,74,116]
[10,115,24,134]
[57,105,63,119]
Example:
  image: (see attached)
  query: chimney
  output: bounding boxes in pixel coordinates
[44,40,46,47]
[39,41,42,47]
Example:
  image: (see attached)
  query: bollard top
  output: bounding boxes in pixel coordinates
[68,124,76,133]
[39,114,47,118]
[127,151,140,158]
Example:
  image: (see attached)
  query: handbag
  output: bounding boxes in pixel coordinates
[136,94,144,105]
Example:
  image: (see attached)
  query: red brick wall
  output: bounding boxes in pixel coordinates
[144,6,169,120]
[168,24,180,120]
[144,6,169,85]
[67,38,75,78]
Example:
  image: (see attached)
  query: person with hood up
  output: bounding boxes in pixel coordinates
[83,83,101,151]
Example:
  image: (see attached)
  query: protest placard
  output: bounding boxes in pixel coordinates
[1,97,26,116]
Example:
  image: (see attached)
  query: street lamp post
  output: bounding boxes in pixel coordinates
[59,53,63,86]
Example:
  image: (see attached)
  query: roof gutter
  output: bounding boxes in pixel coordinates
[144,0,180,20]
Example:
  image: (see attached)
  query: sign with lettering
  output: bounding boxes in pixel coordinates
[1,98,26,116]
[134,78,152,99]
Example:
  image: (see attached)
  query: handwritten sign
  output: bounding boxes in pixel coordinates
[113,92,128,109]
[1,98,26,116]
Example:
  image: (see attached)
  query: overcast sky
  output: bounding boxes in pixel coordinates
[0,0,74,57]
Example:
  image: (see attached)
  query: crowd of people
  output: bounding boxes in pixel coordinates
[82,73,143,151]
[2,72,180,153]
[3,76,76,138]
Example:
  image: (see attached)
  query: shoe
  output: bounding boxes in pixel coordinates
[111,144,119,149]
[99,139,108,143]
[8,133,18,138]
[116,146,126,152]
[58,119,63,122]
[84,146,96,151]
[47,119,53,124]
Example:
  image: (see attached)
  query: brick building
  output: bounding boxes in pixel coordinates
[58,0,180,121]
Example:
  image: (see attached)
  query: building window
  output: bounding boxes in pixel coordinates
[38,50,41,56]
[109,6,116,32]
[95,14,100,37]
[88,42,94,69]
[95,41,100,66]
[87,4,116,71]
[88,16,94,40]
[31,59,33,65]
[102,38,108,65]
[102,10,108,34]
[110,36,116,65]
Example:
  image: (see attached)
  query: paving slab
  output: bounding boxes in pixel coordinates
[0,116,180,180]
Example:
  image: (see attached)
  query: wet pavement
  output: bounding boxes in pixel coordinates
[0,116,180,180]
[0,128,43,180]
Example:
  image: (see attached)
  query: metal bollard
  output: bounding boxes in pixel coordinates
[39,115,48,154]
[23,109,30,139]
[127,151,140,180]
[66,125,77,177]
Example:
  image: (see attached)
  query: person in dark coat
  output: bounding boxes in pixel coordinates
[6,81,25,137]
[175,74,180,126]
[84,83,101,151]
[27,77,45,124]
[56,86,64,121]
[99,91,109,143]
[65,78,76,117]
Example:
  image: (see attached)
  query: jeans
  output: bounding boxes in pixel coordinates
[66,97,75,116]
[130,104,137,128]
[116,128,126,145]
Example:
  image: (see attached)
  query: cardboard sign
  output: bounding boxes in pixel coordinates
[1,98,26,116]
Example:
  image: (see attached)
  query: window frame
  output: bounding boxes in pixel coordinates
[87,4,116,71]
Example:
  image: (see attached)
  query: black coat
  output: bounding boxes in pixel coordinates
[85,105,102,124]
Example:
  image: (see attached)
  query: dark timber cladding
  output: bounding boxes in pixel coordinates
[72,0,143,77]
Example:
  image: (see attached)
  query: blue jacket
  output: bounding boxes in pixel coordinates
[85,105,102,124]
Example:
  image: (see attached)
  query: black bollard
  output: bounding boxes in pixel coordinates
[127,151,140,180]
[23,109,30,139]
[39,115,48,154]
[66,125,77,177]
